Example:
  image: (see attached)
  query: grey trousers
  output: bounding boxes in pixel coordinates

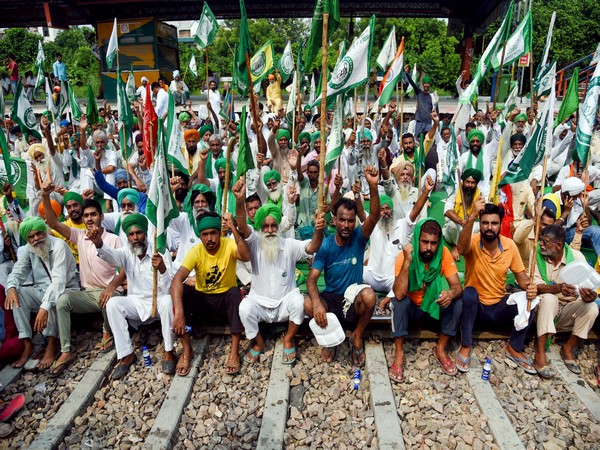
[12,285,58,339]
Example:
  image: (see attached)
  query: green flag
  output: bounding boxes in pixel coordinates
[0,157,27,203]
[575,57,600,166]
[325,96,344,175]
[146,120,179,253]
[459,0,514,104]
[11,81,41,141]
[117,69,134,159]
[166,92,189,175]
[194,2,219,49]
[126,69,137,102]
[250,40,275,83]
[234,0,253,97]
[443,126,460,197]
[106,18,119,69]
[0,130,13,185]
[304,0,341,69]
[492,10,532,70]
[534,60,556,98]
[278,41,294,84]
[500,63,555,187]
[67,82,83,122]
[554,67,579,128]
[86,84,99,125]
[34,40,46,91]
[236,105,255,180]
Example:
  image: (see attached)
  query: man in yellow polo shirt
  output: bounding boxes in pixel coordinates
[171,212,251,376]
[456,198,536,375]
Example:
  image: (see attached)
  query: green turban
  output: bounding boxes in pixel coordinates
[122,213,148,235]
[117,188,140,207]
[41,110,51,118]
[179,112,191,122]
[19,216,47,241]
[195,215,222,234]
[276,129,291,141]
[515,113,527,123]
[380,194,393,211]
[467,128,485,144]
[303,105,311,111]
[263,170,281,185]
[422,76,433,85]
[298,131,311,143]
[461,168,483,183]
[253,204,283,231]
[359,129,373,142]
[214,157,227,172]
[311,131,321,143]
[199,124,214,137]
[63,191,83,206]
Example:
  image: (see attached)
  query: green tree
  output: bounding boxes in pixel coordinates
[0,28,42,73]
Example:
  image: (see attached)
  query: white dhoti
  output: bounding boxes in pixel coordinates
[362,267,394,297]
[239,289,305,340]
[106,294,174,359]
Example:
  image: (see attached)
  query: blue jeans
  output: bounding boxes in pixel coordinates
[460,287,532,352]
[391,295,462,338]
[566,225,600,255]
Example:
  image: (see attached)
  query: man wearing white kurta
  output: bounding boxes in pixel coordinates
[234,180,325,364]
[89,213,176,379]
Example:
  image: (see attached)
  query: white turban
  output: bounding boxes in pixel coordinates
[92,129,108,144]
[141,76,149,82]
[561,177,585,196]
[173,70,180,78]
[343,128,354,142]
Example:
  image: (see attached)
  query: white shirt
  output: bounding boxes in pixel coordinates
[203,89,222,117]
[155,89,168,119]
[366,216,415,282]
[246,230,310,307]
[168,213,200,274]
[136,85,147,103]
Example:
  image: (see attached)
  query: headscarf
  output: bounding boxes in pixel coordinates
[253,204,283,231]
[514,113,527,123]
[199,124,214,138]
[179,112,191,122]
[536,243,575,285]
[183,184,216,228]
[41,110,51,118]
[195,215,222,235]
[38,199,62,221]
[276,129,291,141]
[311,131,321,144]
[359,129,373,142]
[380,194,393,211]
[542,192,561,218]
[510,133,526,146]
[28,143,46,159]
[407,218,444,320]
[92,129,108,144]
[122,213,148,234]
[263,170,281,184]
[173,70,180,78]
[461,168,483,183]
[467,129,484,144]
[561,177,585,196]
[184,129,200,142]
[63,191,83,206]
[422,76,433,85]
[117,188,140,206]
[19,216,47,241]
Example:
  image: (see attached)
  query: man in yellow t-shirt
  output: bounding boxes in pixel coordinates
[456,198,535,375]
[171,212,251,376]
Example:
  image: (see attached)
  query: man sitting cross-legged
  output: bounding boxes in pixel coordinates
[232,177,325,364]
[88,213,176,379]
[304,165,381,367]
[171,212,251,376]
[387,219,463,382]
[41,183,124,377]
[530,225,599,378]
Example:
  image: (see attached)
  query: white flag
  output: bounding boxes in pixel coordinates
[34,40,46,90]
[376,26,396,71]
[106,18,119,69]
[189,54,198,77]
[45,78,58,116]
[11,81,41,140]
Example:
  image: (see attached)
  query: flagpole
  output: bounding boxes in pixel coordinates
[244,53,266,152]
[206,47,210,103]
[400,81,404,134]
[317,12,330,214]
[488,135,504,203]
[529,53,535,108]
[352,88,358,130]
[151,226,158,317]
[221,136,235,233]
[492,41,508,110]
[527,154,549,311]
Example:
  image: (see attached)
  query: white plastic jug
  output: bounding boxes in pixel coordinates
[559,260,600,290]
[309,313,345,347]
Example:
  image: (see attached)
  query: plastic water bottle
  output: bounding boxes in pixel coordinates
[183,325,192,333]
[142,346,152,367]
[481,358,492,381]
[352,369,361,390]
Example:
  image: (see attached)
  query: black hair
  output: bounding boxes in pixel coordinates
[56,52,62,58]
[401,133,414,141]
[541,208,556,221]
[333,198,358,216]
[82,199,103,215]
[540,224,566,245]
[465,122,476,129]
[245,193,262,206]
[306,160,320,170]
[151,81,160,90]
[481,203,505,221]
[420,219,442,239]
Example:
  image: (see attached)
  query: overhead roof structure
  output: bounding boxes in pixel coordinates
[3,0,506,30]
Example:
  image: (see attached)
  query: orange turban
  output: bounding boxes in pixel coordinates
[38,199,62,220]
[184,129,200,143]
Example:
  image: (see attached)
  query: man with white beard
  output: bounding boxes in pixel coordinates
[5,217,79,369]
[386,160,430,221]
[26,142,65,217]
[233,179,325,364]
[101,188,154,244]
[257,169,297,238]
[356,129,379,197]
[88,213,177,379]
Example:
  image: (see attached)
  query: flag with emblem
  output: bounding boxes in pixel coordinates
[492,10,532,70]
[34,40,46,91]
[575,55,600,166]
[0,128,13,185]
[194,2,219,49]
[278,41,295,84]
[325,96,344,175]
[189,54,198,77]
[250,40,275,83]
[166,92,189,175]
[126,69,136,102]
[11,81,41,141]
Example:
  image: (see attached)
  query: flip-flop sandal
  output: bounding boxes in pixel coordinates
[533,363,556,379]
[224,359,241,376]
[455,353,471,373]
[175,353,194,377]
[433,349,458,376]
[350,344,365,368]
[505,352,537,375]
[162,359,177,375]
[0,395,25,422]
[560,347,581,374]
[111,354,138,380]
[282,346,297,365]
[243,347,264,364]
[98,335,114,354]
[23,348,46,372]
[48,356,77,378]
[321,346,337,363]
[389,365,404,383]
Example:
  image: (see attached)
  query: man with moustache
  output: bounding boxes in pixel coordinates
[233,179,325,364]
[404,65,436,138]
[88,213,176,379]
[459,126,498,197]
[198,153,236,215]
[182,128,203,177]
[101,188,155,244]
[5,216,79,369]
[456,200,535,374]
[443,168,483,261]
[51,191,86,264]
[257,169,297,238]
[296,160,322,240]
[41,186,123,376]
[386,160,429,221]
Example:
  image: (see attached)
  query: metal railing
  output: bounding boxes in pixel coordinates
[556,53,595,98]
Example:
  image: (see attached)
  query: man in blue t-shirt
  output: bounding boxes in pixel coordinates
[306,165,381,367]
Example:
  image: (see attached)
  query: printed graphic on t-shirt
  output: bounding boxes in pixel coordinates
[205,264,223,288]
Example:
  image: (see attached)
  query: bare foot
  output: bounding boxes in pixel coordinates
[451,245,460,261]
[225,352,240,374]
[11,340,33,368]
[38,338,59,370]
[321,346,337,363]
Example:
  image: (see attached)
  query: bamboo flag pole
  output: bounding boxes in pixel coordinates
[244,53,265,152]
[151,226,158,317]
[206,48,210,103]
[317,12,330,214]
[488,135,504,204]
[492,40,508,110]
[221,136,235,231]
[352,88,358,130]
[400,81,405,135]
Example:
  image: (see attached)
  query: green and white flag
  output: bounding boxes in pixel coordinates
[126,69,136,102]
[194,2,219,49]
[405,63,417,95]
[498,82,518,126]
[189,54,198,77]
[313,15,375,108]
[166,92,189,175]
[285,70,299,128]
[492,11,532,70]
[146,120,179,253]
[34,40,46,91]
[459,0,514,104]
[378,37,404,107]
[11,81,41,141]
[376,26,396,71]
[443,126,460,196]
[236,106,255,180]
[278,41,295,84]
[500,63,555,187]
[45,78,57,116]
[540,11,556,68]
[325,96,344,175]
[591,42,600,66]
[534,61,555,97]
[106,18,119,69]
[58,81,69,115]
[67,82,83,122]
[309,74,317,115]
[575,54,600,166]
[0,156,27,203]
[0,127,13,185]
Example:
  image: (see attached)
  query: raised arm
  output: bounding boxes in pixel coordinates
[41,182,71,241]
[457,195,485,256]
[222,213,251,262]
[408,174,434,223]
[232,176,251,238]
[305,212,326,255]
[361,165,381,239]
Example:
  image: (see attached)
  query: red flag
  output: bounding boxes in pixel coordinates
[143,83,158,166]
